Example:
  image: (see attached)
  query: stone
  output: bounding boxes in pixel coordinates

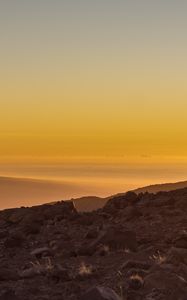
[91,228,138,252]
[144,271,187,299]
[80,286,121,300]
[0,268,18,281]
[20,267,41,278]
[85,228,98,239]
[4,232,25,248]
[48,266,71,282]
[31,247,52,258]
[0,288,19,300]
[166,247,187,265]
[122,260,151,271]
[104,192,138,211]
[174,234,187,249]
[0,229,8,239]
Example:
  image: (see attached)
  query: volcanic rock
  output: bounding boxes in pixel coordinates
[80,286,121,300]
[0,187,186,299]
[104,192,138,212]
[31,247,52,258]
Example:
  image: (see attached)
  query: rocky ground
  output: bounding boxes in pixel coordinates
[0,188,187,300]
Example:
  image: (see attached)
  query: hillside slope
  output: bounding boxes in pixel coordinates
[134,180,187,194]
[0,188,186,299]
[1,176,187,212]
[72,196,107,212]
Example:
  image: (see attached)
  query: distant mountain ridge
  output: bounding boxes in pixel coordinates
[73,180,187,211]
[133,180,187,194]
[0,176,187,211]
[0,176,86,210]
[71,196,107,212]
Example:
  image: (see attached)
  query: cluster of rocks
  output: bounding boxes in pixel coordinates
[0,189,187,299]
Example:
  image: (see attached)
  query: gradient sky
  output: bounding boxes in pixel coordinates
[1,1,187,195]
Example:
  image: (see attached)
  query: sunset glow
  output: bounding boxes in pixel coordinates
[1,1,187,205]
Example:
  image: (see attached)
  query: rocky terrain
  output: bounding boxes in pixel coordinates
[0,188,187,299]
[73,180,187,212]
[134,180,187,194]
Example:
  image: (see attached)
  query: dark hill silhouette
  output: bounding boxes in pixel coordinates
[134,180,187,194]
[72,196,107,212]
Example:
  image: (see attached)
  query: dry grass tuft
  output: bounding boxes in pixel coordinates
[30,257,54,273]
[129,273,144,284]
[78,262,93,276]
[150,251,166,265]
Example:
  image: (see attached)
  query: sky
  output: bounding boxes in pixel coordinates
[1,0,187,198]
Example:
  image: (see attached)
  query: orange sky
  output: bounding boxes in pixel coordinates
[1,1,187,196]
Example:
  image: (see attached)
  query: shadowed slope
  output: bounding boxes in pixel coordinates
[72,196,107,212]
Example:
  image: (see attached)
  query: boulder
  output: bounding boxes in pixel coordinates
[41,201,77,221]
[0,229,8,239]
[122,260,152,271]
[85,228,98,239]
[166,247,187,265]
[48,265,71,282]
[20,211,43,235]
[0,268,18,281]
[2,208,29,224]
[103,192,138,212]
[31,247,52,258]
[127,275,144,290]
[80,286,121,300]
[173,234,187,249]
[145,288,166,300]
[144,271,187,299]
[77,214,95,226]
[78,228,137,256]
[0,288,19,300]
[4,231,25,248]
[125,207,143,221]
[20,267,41,279]
[92,228,137,252]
